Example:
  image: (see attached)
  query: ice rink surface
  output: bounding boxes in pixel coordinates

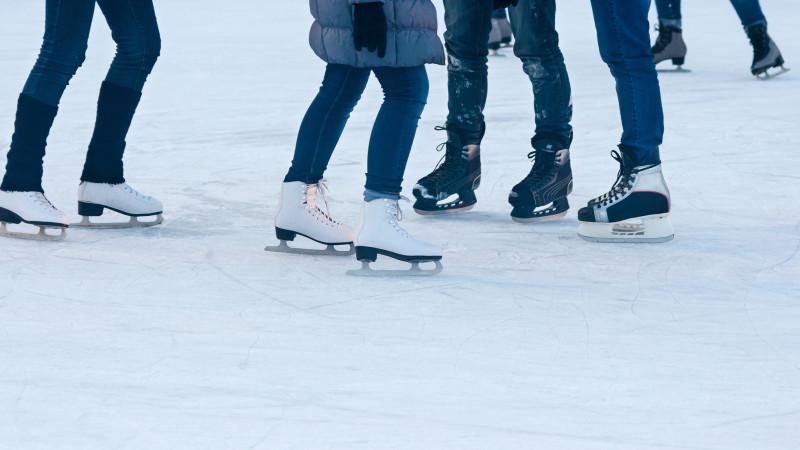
[0,1,798,449]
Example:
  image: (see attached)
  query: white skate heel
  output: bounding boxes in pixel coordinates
[73,182,163,229]
[347,198,443,277]
[265,181,355,256]
[0,191,68,241]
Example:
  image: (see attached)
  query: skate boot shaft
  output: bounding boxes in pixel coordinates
[413,124,482,215]
[652,24,687,67]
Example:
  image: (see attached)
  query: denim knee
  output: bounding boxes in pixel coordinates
[381,69,429,105]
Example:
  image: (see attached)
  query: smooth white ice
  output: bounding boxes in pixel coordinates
[1,1,798,449]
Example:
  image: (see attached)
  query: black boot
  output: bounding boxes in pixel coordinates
[652,23,687,68]
[1,95,59,193]
[746,23,786,77]
[509,142,573,223]
[413,123,482,215]
[80,81,142,184]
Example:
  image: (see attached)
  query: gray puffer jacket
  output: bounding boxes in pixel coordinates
[309,0,445,68]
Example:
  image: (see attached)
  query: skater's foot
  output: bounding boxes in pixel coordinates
[413,124,482,215]
[747,23,788,77]
[267,181,355,255]
[75,182,163,228]
[652,23,687,68]
[0,190,69,240]
[350,198,442,276]
[578,149,674,243]
[509,147,573,223]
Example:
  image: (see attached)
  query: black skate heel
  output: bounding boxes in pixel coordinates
[355,246,378,262]
[672,57,685,66]
[0,207,23,224]
[275,227,296,242]
[78,202,104,217]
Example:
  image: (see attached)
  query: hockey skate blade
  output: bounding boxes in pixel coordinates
[578,214,674,243]
[511,211,567,224]
[0,222,66,242]
[264,240,355,257]
[346,260,443,277]
[414,204,475,216]
[71,214,163,229]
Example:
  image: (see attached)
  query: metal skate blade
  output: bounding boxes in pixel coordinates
[511,210,568,224]
[657,67,691,73]
[578,214,675,243]
[756,66,790,80]
[413,204,475,216]
[346,260,443,277]
[264,240,355,256]
[0,222,66,242]
[71,214,163,229]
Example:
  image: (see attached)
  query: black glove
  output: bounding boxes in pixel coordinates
[493,0,519,9]
[353,3,387,58]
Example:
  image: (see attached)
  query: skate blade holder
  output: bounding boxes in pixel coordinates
[264,240,355,257]
[578,214,674,244]
[347,260,443,277]
[0,221,67,242]
[72,214,163,229]
[756,66,790,80]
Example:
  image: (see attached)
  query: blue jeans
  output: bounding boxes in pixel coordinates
[284,64,429,197]
[23,0,160,106]
[443,0,573,150]
[590,0,664,164]
[655,0,767,29]
[1,0,160,192]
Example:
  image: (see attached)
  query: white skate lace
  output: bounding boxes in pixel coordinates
[30,192,57,210]
[305,181,340,227]
[121,183,151,200]
[386,197,411,238]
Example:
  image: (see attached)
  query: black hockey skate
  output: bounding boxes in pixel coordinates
[746,24,789,79]
[652,24,688,71]
[578,149,673,243]
[509,147,573,223]
[413,125,481,215]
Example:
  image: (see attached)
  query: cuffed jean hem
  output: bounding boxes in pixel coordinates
[364,189,400,202]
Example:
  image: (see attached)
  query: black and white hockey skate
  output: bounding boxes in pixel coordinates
[0,191,68,241]
[652,24,688,71]
[265,181,355,256]
[347,198,443,277]
[413,125,481,216]
[509,148,573,223]
[72,182,163,229]
[747,24,789,79]
[578,150,674,243]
